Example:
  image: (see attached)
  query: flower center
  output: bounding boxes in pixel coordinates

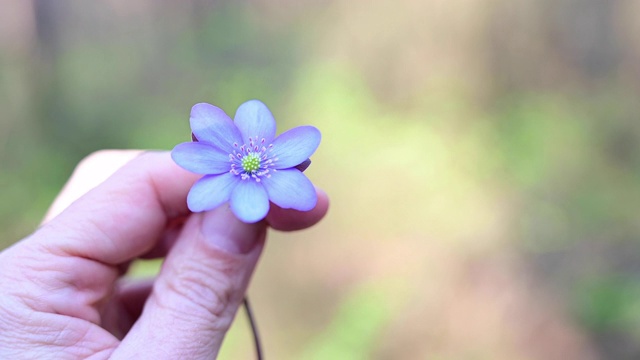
[241,153,261,173]
[228,136,278,182]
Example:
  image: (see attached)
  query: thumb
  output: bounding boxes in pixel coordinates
[111,206,266,360]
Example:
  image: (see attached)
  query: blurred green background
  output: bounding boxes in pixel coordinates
[2,0,640,359]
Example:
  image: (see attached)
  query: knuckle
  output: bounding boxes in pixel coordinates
[159,260,238,321]
[76,149,121,170]
[74,149,142,176]
[68,150,127,187]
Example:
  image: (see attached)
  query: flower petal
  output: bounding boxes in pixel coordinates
[190,103,242,151]
[230,180,270,223]
[234,99,277,144]
[262,169,317,211]
[187,173,238,212]
[171,142,231,175]
[294,158,312,172]
[271,126,321,169]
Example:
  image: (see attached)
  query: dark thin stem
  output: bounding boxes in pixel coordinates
[243,296,263,360]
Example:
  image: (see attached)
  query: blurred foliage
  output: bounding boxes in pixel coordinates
[2,0,640,358]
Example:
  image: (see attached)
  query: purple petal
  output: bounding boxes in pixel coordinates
[262,169,317,211]
[187,173,238,212]
[234,99,277,144]
[230,180,270,223]
[190,103,242,151]
[272,126,321,169]
[294,158,311,172]
[172,142,231,175]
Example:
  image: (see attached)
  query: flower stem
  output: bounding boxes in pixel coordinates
[244,296,263,360]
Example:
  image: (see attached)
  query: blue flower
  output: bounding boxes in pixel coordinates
[171,100,321,223]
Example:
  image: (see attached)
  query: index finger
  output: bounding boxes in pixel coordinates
[42,150,145,224]
[34,151,199,265]
[33,150,328,265]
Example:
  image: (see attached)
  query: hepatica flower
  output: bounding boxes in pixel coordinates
[171,100,320,223]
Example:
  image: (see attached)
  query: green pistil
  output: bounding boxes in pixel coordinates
[242,153,261,173]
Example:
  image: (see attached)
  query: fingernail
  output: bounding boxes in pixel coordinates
[200,206,265,254]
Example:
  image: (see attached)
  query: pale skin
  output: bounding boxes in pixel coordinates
[0,150,329,359]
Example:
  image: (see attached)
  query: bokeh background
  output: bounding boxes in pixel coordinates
[2,0,640,359]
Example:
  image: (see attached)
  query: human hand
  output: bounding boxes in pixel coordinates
[0,150,329,359]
